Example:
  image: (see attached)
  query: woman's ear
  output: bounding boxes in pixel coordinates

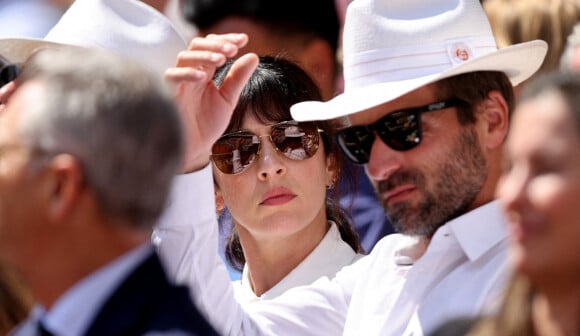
[214,187,225,213]
[325,154,339,189]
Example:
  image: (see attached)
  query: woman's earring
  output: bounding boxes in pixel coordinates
[326,177,337,189]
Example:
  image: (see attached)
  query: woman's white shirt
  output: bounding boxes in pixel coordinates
[234,222,364,303]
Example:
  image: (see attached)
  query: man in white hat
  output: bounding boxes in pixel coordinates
[153,0,548,335]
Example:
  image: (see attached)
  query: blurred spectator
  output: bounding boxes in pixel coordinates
[0,46,218,336]
[484,0,580,75]
[560,22,580,71]
[183,0,341,100]
[432,71,580,336]
[490,70,580,336]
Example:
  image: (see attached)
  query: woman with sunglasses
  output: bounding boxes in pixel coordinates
[166,52,364,303]
[214,55,364,301]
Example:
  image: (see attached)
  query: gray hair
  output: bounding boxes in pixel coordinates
[16,47,183,229]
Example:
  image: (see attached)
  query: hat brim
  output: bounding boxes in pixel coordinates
[291,40,548,121]
[0,38,81,65]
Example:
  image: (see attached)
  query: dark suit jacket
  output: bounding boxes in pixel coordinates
[428,317,478,336]
[83,250,219,336]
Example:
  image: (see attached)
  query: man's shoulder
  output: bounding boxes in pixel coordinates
[85,252,219,336]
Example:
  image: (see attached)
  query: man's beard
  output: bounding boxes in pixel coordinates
[377,127,487,236]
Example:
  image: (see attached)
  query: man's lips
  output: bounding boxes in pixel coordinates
[260,187,296,206]
[382,185,416,204]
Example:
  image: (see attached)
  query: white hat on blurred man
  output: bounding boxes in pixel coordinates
[0,0,186,77]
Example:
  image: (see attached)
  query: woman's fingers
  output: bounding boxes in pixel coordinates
[218,53,259,106]
[0,81,16,106]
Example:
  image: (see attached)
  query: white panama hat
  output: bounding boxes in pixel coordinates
[290,0,548,121]
[0,0,186,78]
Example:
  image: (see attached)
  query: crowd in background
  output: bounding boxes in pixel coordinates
[0,0,579,335]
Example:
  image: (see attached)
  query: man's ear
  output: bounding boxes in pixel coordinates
[479,90,509,150]
[44,154,85,222]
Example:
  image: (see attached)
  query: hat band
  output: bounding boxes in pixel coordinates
[343,37,497,91]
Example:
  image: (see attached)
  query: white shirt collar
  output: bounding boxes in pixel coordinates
[440,200,507,261]
[392,200,507,265]
[238,222,362,301]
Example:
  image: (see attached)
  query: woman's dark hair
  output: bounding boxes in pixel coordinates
[213,56,363,271]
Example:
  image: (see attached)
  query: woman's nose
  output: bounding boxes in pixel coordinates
[256,136,287,179]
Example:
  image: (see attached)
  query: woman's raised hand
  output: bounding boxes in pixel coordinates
[165,33,259,172]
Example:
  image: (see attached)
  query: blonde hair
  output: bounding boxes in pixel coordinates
[484,0,580,73]
[0,263,33,335]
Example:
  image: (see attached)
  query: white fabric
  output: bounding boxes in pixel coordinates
[289,0,547,121]
[0,0,65,39]
[0,0,186,78]
[10,244,153,336]
[154,168,511,336]
[44,0,186,77]
[8,306,44,336]
[234,222,364,303]
[163,0,197,43]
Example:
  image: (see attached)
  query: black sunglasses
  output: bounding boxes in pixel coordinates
[0,56,20,88]
[335,98,466,164]
[211,120,323,174]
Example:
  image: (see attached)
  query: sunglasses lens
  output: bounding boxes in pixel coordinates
[211,133,259,174]
[376,111,421,151]
[335,126,374,164]
[0,64,19,88]
[271,123,320,160]
[336,111,422,164]
[211,122,321,174]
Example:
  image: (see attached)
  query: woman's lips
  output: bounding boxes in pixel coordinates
[260,187,296,206]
